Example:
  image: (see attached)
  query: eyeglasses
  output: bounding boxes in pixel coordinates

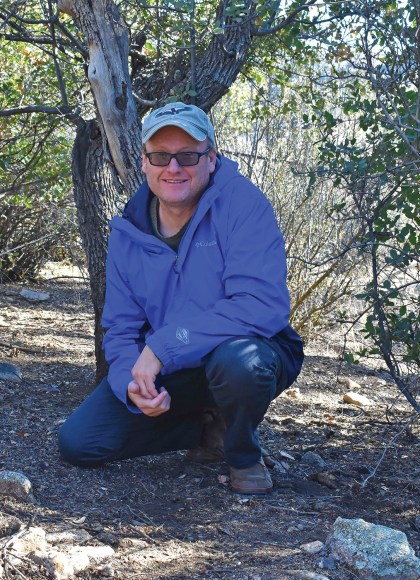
[144,147,212,166]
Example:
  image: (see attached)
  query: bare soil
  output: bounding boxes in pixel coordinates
[0,268,419,579]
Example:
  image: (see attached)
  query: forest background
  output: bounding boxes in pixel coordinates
[0,0,418,409]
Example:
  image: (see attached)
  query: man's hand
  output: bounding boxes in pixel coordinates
[131,345,163,399]
[127,381,171,416]
[128,345,168,415]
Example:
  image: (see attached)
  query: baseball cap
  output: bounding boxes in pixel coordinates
[142,102,215,147]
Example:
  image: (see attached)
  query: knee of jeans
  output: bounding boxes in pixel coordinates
[206,338,278,399]
[58,422,101,468]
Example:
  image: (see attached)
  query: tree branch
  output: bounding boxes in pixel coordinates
[254,0,317,36]
[0,105,81,125]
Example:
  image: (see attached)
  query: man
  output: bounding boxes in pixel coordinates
[59,102,304,494]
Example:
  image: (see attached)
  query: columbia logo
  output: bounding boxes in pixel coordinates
[176,327,190,345]
[195,240,216,248]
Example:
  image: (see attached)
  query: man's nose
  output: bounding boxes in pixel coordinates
[167,156,181,171]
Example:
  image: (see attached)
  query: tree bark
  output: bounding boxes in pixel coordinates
[59,0,143,380]
[72,119,122,383]
[61,0,143,193]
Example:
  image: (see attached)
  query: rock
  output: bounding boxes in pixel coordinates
[0,362,22,383]
[300,540,324,554]
[46,530,93,545]
[279,450,295,461]
[415,514,420,532]
[311,472,337,489]
[32,544,115,580]
[301,451,327,470]
[0,470,33,501]
[97,563,114,577]
[119,537,149,549]
[0,315,9,327]
[6,524,114,580]
[9,527,48,559]
[273,461,289,473]
[0,514,21,538]
[20,289,50,301]
[343,391,372,407]
[318,556,336,570]
[326,517,420,579]
[280,571,330,579]
[0,562,3,578]
[338,376,362,390]
[284,387,302,400]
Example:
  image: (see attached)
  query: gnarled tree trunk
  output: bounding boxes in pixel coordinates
[72,120,123,382]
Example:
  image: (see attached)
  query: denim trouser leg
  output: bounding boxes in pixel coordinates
[205,337,288,469]
[59,336,295,469]
[59,367,213,467]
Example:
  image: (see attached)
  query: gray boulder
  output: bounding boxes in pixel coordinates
[0,471,33,501]
[0,362,22,383]
[326,517,420,579]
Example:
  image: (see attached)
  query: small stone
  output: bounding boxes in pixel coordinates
[281,416,297,425]
[273,462,288,473]
[119,538,149,549]
[338,377,362,390]
[46,530,92,545]
[284,387,302,400]
[0,514,22,538]
[300,540,324,554]
[314,472,337,489]
[318,556,336,570]
[0,362,22,383]
[0,470,32,501]
[343,391,372,407]
[97,563,114,577]
[301,451,327,470]
[96,531,118,545]
[20,288,50,301]
[279,450,295,461]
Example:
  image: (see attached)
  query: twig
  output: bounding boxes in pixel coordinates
[360,417,418,488]
[0,340,45,354]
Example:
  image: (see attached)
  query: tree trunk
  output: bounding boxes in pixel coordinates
[61,0,143,192]
[60,0,144,379]
[72,119,123,383]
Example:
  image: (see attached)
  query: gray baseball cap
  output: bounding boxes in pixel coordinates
[142,102,215,147]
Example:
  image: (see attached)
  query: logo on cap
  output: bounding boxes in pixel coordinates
[156,105,191,118]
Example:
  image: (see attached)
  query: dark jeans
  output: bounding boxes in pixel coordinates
[59,336,299,469]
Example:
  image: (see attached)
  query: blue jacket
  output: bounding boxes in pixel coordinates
[102,156,303,410]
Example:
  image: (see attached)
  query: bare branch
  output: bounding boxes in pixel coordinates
[0,105,81,125]
[254,0,317,36]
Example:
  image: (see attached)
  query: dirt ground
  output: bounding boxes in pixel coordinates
[0,268,419,579]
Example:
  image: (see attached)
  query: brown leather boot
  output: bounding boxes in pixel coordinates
[229,458,273,494]
[186,408,225,463]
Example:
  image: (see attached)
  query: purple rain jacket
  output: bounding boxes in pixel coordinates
[102,155,304,411]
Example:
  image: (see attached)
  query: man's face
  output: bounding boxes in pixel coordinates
[141,125,217,210]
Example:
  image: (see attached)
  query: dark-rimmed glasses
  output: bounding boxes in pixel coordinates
[144,147,212,167]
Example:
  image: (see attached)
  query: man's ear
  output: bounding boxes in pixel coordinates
[208,148,217,174]
[141,149,147,173]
